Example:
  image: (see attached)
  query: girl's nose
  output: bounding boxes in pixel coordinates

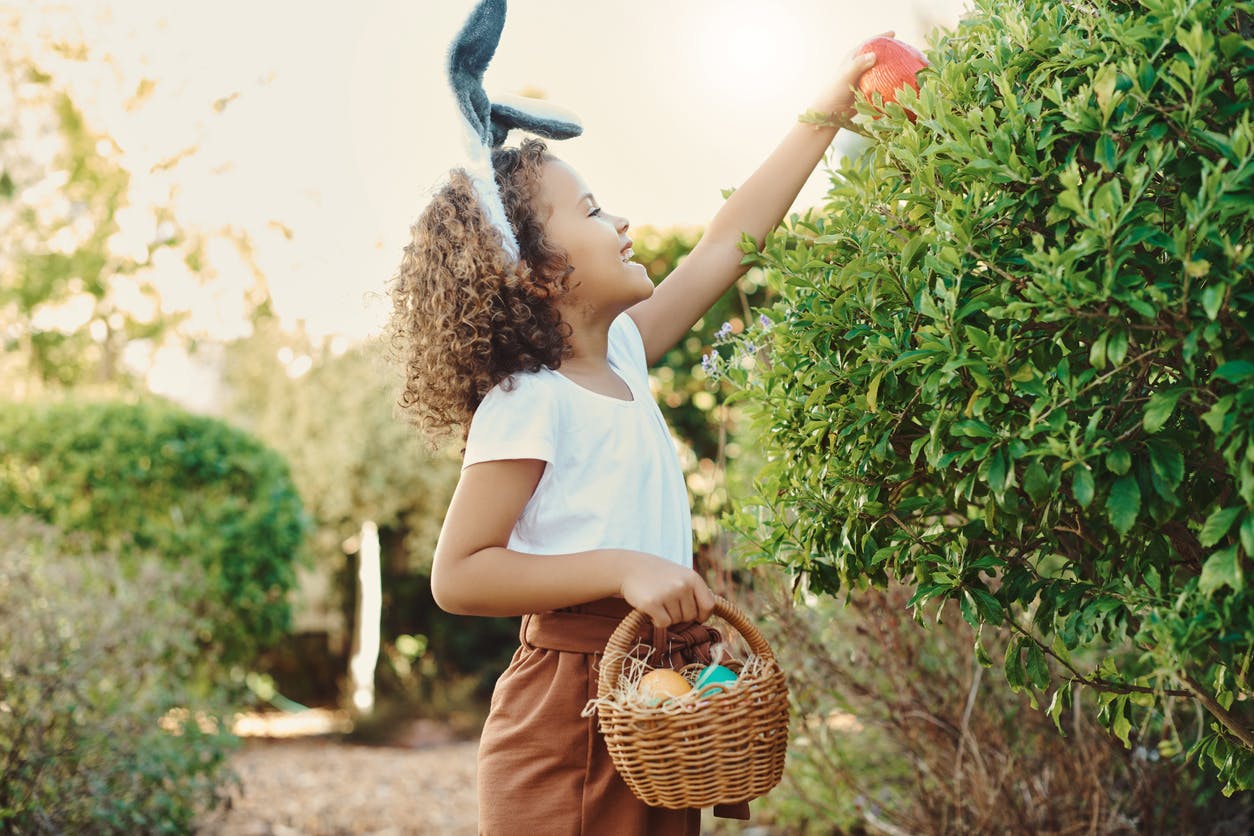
[615,213,630,232]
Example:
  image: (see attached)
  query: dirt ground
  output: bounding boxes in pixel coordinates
[194,736,479,836]
[194,713,771,835]
[195,736,481,836]
[192,710,480,835]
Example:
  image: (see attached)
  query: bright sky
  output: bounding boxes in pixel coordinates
[21,0,968,344]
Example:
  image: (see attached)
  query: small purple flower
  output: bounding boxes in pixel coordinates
[744,341,758,355]
[715,321,733,340]
[701,351,719,376]
[758,313,771,329]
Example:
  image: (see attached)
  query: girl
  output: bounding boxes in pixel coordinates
[387,13,884,834]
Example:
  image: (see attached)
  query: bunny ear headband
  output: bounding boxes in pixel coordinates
[448,0,583,261]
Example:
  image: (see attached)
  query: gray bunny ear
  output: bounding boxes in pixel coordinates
[447,0,507,146]
[490,96,583,148]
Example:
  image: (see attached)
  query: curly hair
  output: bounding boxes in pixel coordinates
[387,138,573,446]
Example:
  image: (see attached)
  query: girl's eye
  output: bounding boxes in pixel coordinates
[589,207,603,217]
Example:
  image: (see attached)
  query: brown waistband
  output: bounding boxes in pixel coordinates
[521,598,722,667]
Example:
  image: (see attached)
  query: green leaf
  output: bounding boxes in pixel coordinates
[1201,284,1225,320]
[1213,361,1254,383]
[1095,133,1118,171]
[960,590,979,628]
[867,369,884,413]
[1023,461,1051,502]
[1200,506,1243,548]
[1111,695,1132,747]
[1106,474,1141,535]
[1089,332,1109,369]
[1147,439,1184,490]
[901,236,927,271]
[1107,328,1129,366]
[1047,680,1073,734]
[974,633,992,668]
[1185,259,1211,278]
[1143,387,1187,433]
[969,587,1004,625]
[1241,515,1254,560]
[1106,447,1131,476]
[954,420,996,438]
[1024,641,1050,690]
[1071,465,1095,508]
[1199,545,1242,595]
[1093,64,1118,120]
[988,447,1008,493]
[1202,395,1234,434]
[1010,363,1035,382]
[1004,638,1025,691]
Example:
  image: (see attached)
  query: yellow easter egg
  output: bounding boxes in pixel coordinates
[638,668,692,702]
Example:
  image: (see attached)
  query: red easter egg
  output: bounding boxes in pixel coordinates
[855,37,929,121]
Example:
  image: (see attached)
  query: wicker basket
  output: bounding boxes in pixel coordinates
[593,596,790,810]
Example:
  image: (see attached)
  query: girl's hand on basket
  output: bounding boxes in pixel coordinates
[619,553,716,628]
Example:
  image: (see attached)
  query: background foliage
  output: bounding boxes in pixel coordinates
[0,516,239,833]
[220,315,460,576]
[720,0,1254,793]
[746,576,1253,834]
[629,223,774,559]
[0,398,308,674]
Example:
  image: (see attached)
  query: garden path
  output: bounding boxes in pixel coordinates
[195,717,479,836]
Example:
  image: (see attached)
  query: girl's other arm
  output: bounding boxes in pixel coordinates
[628,40,888,366]
[431,458,715,627]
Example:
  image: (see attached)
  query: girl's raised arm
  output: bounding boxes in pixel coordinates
[627,40,887,366]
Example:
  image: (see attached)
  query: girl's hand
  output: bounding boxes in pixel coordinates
[810,30,895,125]
[618,552,716,628]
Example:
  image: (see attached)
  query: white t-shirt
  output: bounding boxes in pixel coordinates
[462,312,693,567]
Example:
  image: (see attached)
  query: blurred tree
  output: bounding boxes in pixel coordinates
[219,315,513,710]
[1,12,175,393]
[0,4,269,399]
[220,314,460,578]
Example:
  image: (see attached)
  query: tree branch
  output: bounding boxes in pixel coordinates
[1180,672,1254,752]
[1007,619,1191,698]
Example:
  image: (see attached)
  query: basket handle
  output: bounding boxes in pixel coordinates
[596,595,775,702]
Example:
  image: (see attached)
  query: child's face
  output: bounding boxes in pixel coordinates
[537,158,654,318]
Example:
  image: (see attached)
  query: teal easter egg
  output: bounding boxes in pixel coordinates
[694,663,737,695]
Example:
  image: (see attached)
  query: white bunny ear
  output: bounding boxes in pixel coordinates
[459,142,520,261]
[490,93,584,129]
[440,0,581,264]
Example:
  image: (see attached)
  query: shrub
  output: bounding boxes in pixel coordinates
[0,398,309,673]
[743,578,1253,834]
[0,516,240,833]
[718,0,1254,792]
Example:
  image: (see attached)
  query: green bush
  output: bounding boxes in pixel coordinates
[744,577,1252,833]
[718,0,1254,793]
[0,516,240,833]
[0,398,309,672]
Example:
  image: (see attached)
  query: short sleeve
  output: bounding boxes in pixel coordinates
[608,312,649,378]
[463,373,559,469]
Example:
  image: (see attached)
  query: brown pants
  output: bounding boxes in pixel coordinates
[476,598,748,835]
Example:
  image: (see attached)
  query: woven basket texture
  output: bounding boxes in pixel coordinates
[594,596,790,809]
